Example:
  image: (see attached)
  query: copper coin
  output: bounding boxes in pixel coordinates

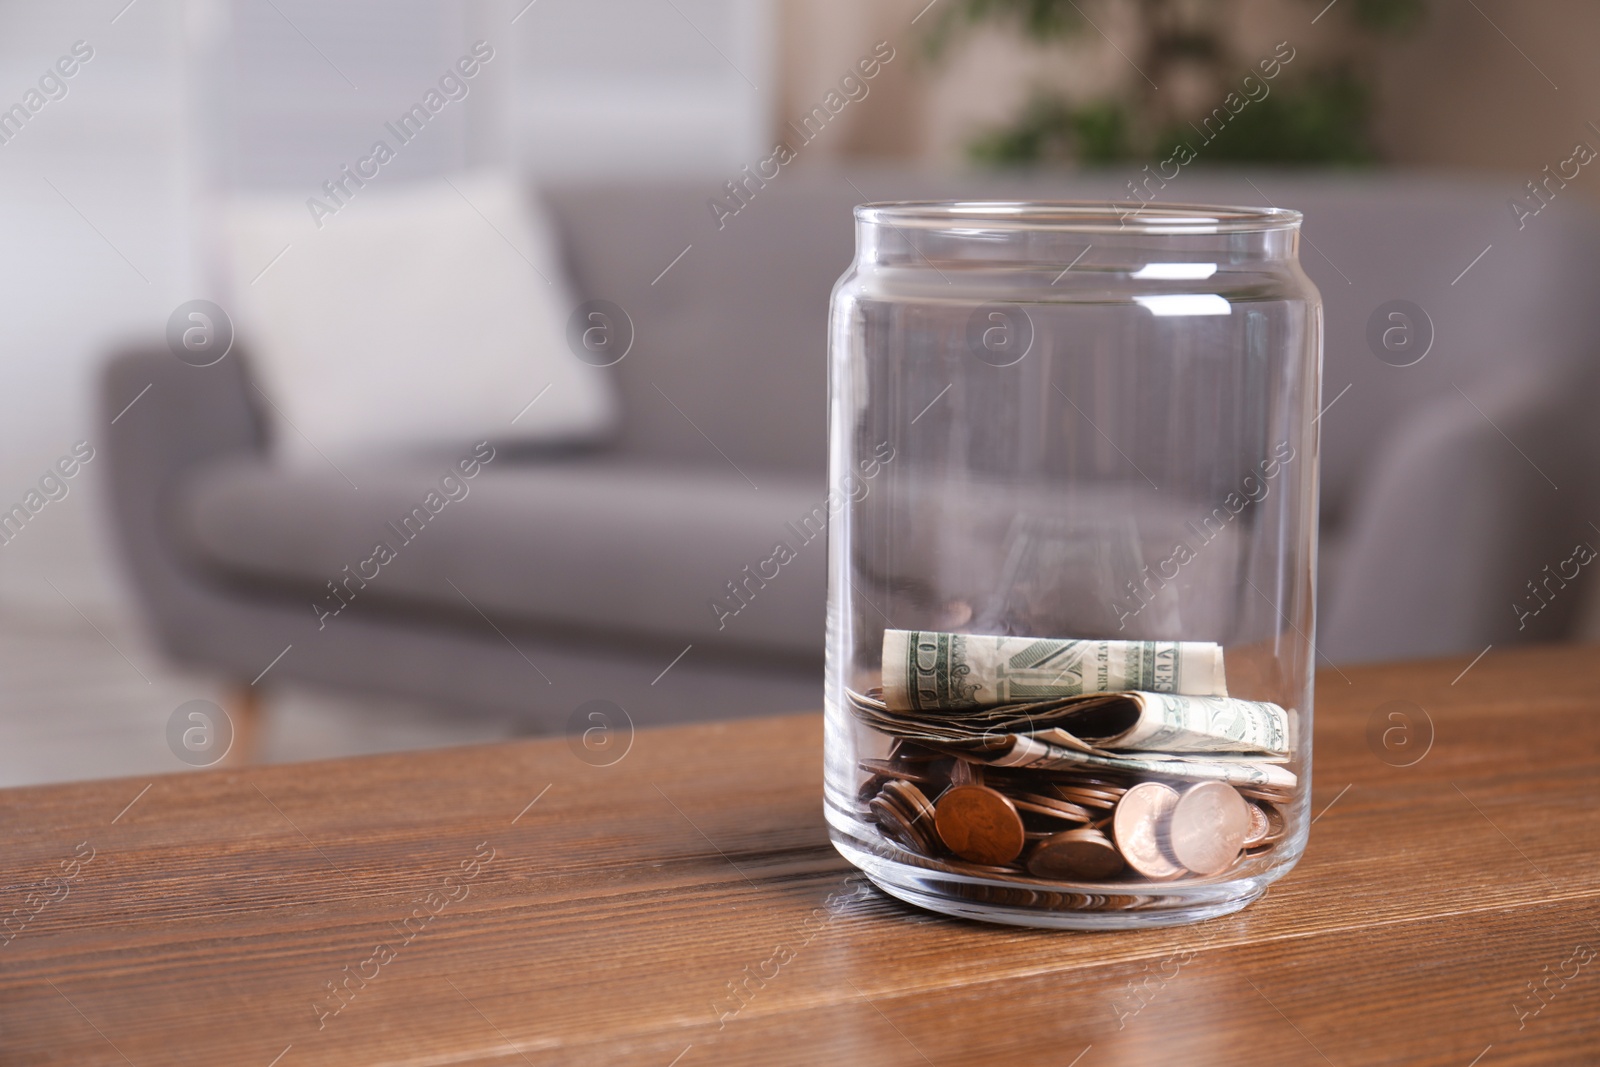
[1051,787,1119,811]
[857,773,890,802]
[1257,803,1287,845]
[938,858,1027,877]
[881,779,938,830]
[1047,774,1131,793]
[1010,794,1094,823]
[869,780,939,854]
[934,784,1026,866]
[888,738,939,762]
[949,759,982,787]
[1238,784,1294,804]
[908,796,940,857]
[1168,782,1252,876]
[1028,829,1126,881]
[897,800,941,854]
[1241,802,1272,848]
[1111,782,1184,880]
[869,796,923,851]
[1054,782,1123,802]
[859,758,938,785]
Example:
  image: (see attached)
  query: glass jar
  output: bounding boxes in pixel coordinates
[824,202,1321,928]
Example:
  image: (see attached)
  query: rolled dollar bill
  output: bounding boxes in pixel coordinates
[882,629,1227,712]
[989,734,1298,790]
[1042,691,1289,757]
[849,687,1288,758]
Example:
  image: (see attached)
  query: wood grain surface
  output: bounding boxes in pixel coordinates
[2,644,1598,1066]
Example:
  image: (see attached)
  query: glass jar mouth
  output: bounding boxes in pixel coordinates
[856,200,1302,235]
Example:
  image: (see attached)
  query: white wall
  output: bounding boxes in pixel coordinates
[0,0,191,616]
[508,0,774,177]
[0,0,773,620]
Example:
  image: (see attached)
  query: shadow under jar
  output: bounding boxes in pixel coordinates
[824,202,1322,928]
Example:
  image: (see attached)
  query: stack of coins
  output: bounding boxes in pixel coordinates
[862,742,1287,884]
[868,779,940,855]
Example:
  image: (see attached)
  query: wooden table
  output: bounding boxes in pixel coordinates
[2,645,1597,1066]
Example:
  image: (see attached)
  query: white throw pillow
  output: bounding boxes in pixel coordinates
[218,171,616,464]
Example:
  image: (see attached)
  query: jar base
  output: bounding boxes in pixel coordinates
[832,829,1277,930]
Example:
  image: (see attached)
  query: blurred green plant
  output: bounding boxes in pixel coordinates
[930,0,1425,166]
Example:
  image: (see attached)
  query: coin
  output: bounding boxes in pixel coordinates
[869,796,922,851]
[1045,773,1131,793]
[1241,802,1272,848]
[881,779,938,831]
[1168,782,1252,876]
[939,858,1026,877]
[1246,802,1287,853]
[1237,784,1294,804]
[869,779,940,854]
[1051,785,1121,810]
[888,738,940,762]
[1258,802,1287,845]
[859,758,939,785]
[1010,794,1094,823]
[1112,782,1184,880]
[1053,780,1125,798]
[1028,829,1125,881]
[935,784,1026,866]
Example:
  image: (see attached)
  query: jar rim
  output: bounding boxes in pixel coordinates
[855,200,1302,235]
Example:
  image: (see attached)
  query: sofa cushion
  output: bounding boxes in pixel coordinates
[175,455,828,661]
[221,171,618,465]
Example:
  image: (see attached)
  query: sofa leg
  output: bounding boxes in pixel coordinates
[225,685,264,765]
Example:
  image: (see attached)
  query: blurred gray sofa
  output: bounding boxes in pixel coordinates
[100,168,1600,729]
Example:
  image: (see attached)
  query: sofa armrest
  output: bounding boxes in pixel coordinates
[1320,373,1584,663]
[99,345,267,642]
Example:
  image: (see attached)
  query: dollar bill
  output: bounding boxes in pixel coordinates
[1054,691,1291,757]
[850,687,1289,758]
[882,629,1227,713]
[847,689,1297,788]
[986,734,1298,789]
